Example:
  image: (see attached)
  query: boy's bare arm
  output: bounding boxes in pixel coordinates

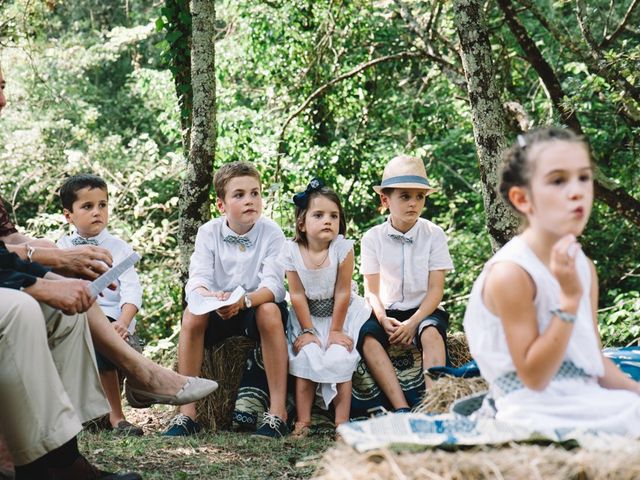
[364,273,401,336]
[114,303,138,339]
[390,270,446,345]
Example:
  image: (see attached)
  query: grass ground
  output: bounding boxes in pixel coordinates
[80,406,334,479]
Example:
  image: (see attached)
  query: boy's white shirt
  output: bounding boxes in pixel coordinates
[57,228,142,333]
[360,217,453,311]
[185,216,286,303]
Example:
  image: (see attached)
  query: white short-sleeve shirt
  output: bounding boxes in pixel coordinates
[185,216,286,303]
[360,217,453,310]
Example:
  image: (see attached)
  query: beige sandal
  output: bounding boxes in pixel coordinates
[291,422,311,438]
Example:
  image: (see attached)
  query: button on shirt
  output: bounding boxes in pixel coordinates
[58,228,142,333]
[360,217,453,310]
[185,216,286,303]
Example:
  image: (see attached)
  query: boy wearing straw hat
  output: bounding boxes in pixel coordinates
[356,155,453,412]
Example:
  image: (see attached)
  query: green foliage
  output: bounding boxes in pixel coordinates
[1,0,638,349]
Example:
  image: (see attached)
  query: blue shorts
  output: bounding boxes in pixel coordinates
[203,301,289,348]
[356,307,450,364]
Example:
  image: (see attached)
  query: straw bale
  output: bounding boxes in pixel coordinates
[196,336,256,431]
[447,331,472,368]
[312,442,640,480]
[416,376,488,414]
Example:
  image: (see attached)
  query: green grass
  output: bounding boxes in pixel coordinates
[80,430,333,479]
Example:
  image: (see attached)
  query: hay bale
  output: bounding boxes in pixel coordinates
[448,331,472,368]
[196,336,256,431]
[416,376,488,414]
[312,442,640,480]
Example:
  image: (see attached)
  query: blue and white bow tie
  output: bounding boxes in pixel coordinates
[388,233,413,245]
[223,235,253,249]
[71,236,99,246]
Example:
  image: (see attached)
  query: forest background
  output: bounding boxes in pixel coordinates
[0,0,638,358]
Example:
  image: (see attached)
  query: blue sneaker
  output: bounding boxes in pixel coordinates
[252,412,289,439]
[163,414,202,436]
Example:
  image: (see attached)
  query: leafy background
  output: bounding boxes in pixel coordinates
[1,0,638,353]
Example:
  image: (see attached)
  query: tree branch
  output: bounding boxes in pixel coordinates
[600,0,640,48]
[275,50,425,178]
[575,0,640,103]
[501,0,640,229]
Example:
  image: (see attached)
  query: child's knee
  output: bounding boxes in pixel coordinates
[181,308,209,334]
[255,303,284,333]
[419,326,444,348]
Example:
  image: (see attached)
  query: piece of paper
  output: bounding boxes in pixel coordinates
[89,252,141,297]
[187,285,246,315]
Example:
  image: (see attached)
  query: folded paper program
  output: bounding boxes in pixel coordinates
[187,285,246,315]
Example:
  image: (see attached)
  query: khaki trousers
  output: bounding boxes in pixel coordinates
[0,288,108,465]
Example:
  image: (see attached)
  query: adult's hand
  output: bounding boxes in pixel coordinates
[54,245,113,280]
[24,277,96,315]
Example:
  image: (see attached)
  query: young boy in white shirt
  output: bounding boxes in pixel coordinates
[58,173,144,436]
[357,155,454,412]
[166,161,290,438]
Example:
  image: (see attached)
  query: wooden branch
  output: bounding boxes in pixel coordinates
[497,0,582,134]
[575,0,640,103]
[501,0,640,229]
[277,50,422,146]
[600,0,640,48]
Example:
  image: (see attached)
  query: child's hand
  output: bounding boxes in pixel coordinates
[328,331,354,352]
[389,321,418,347]
[197,288,230,300]
[550,234,583,305]
[112,321,129,340]
[293,332,321,354]
[380,316,402,336]
[217,297,242,320]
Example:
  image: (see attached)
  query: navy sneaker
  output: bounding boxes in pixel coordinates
[394,407,412,413]
[252,412,289,439]
[163,414,202,436]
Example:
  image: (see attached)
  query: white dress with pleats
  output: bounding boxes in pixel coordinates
[281,235,371,409]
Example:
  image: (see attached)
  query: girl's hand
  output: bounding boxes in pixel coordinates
[380,316,402,336]
[389,321,417,347]
[112,321,130,340]
[293,332,321,354]
[550,234,583,304]
[328,331,353,352]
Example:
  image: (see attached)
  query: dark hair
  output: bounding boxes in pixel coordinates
[59,173,108,211]
[293,187,346,247]
[498,126,588,212]
[214,161,261,199]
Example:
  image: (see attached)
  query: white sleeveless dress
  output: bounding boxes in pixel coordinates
[280,235,371,409]
[464,236,640,435]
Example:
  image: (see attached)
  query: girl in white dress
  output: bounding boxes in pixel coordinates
[464,127,640,436]
[282,179,371,437]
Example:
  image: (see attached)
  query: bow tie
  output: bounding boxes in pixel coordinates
[388,233,413,245]
[223,235,253,249]
[71,236,99,246]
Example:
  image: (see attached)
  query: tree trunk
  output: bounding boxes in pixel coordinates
[178,0,216,282]
[452,0,519,249]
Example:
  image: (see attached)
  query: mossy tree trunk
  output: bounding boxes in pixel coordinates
[178,0,216,284]
[452,0,519,250]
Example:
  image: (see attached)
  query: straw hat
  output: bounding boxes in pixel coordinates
[373,155,437,195]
